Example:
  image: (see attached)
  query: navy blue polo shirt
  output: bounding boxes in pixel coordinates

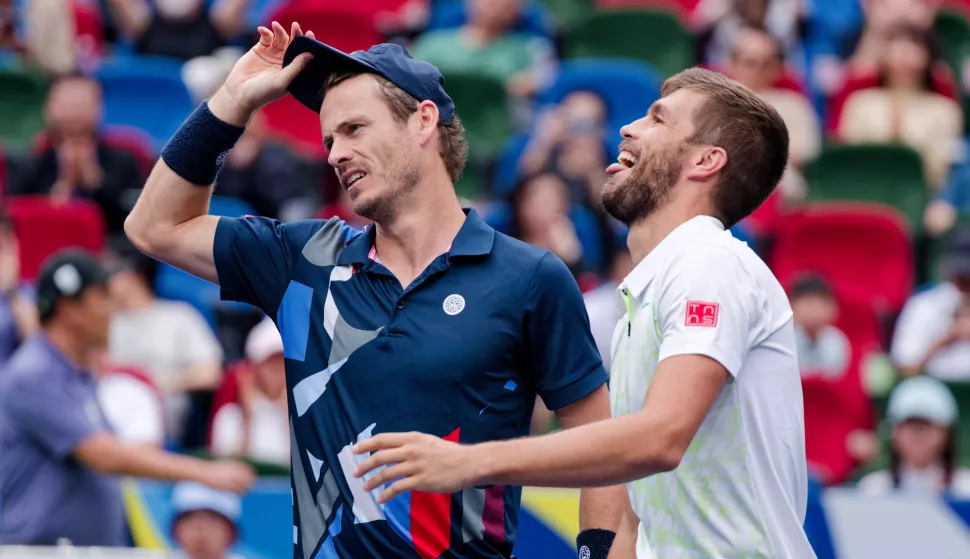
[213,208,607,559]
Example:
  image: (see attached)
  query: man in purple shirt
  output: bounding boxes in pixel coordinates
[0,250,254,546]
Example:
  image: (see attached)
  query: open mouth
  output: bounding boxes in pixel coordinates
[617,150,638,168]
[345,171,367,189]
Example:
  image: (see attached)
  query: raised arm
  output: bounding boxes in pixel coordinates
[124,21,315,283]
[105,0,152,39]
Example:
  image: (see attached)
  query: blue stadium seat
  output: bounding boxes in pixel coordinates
[95,55,194,150]
[492,132,532,197]
[538,58,663,147]
[154,196,258,330]
[427,0,554,40]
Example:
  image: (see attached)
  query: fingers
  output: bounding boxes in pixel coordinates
[378,478,418,504]
[291,21,303,39]
[270,21,288,51]
[307,30,315,40]
[362,463,412,492]
[354,433,414,455]
[257,26,272,46]
[354,447,408,479]
[277,52,314,86]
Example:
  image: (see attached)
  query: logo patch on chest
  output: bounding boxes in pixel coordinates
[443,294,465,316]
[685,300,719,327]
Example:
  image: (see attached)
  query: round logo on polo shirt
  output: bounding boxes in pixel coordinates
[443,294,465,316]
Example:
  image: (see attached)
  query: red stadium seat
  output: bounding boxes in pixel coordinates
[8,196,106,281]
[73,0,105,63]
[770,202,915,317]
[262,98,327,157]
[595,0,699,20]
[267,3,384,54]
[207,359,246,448]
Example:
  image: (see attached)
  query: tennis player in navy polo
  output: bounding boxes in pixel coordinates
[126,22,624,559]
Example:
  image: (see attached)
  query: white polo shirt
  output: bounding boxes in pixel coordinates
[609,216,815,559]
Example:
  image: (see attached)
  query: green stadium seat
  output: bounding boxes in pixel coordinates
[441,71,512,199]
[566,9,693,77]
[539,0,593,29]
[0,69,47,151]
[805,144,929,230]
[944,381,970,467]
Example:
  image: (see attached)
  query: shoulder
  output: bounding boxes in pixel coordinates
[856,470,892,494]
[903,283,958,313]
[490,232,558,276]
[665,237,754,285]
[950,468,970,498]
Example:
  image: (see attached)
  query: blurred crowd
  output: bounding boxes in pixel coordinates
[6,0,970,553]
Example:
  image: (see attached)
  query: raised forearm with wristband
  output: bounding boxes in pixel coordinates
[160,102,246,187]
[577,528,616,559]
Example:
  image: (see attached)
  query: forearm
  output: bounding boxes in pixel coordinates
[473,413,676,488]
[211,0,251,38]
[99,441,208,482]
[106,0,150,38]
[172,363,223,392]
[579,485,626,532]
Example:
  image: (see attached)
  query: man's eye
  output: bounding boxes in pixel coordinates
[349,124,363,133]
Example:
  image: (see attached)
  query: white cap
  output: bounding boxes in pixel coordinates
[245,317,284,365]
[887,376,959,426]
[171,482,241,525]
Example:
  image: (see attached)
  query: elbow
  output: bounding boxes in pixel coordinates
[654,447,684,473]
[633,434,685,475]
[124,211,169,259]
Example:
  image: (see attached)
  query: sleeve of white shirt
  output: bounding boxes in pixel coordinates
[890,294,942,369]
[210,403,245,458]
[656,244,758,378]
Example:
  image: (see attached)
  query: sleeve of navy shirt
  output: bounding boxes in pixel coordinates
[212,216,360,316]
[523,252,609,410]
[5,376,101,459]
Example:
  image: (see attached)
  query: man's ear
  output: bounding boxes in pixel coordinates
[415,100,440,147]
[685,146,727,182]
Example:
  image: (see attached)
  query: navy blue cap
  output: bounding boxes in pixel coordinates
[283,36,455,122]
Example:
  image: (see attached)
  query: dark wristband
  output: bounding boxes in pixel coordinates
[161,102,245,186]
[577,529,616,559]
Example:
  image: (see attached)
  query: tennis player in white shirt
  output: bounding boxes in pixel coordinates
[353,67,817,559]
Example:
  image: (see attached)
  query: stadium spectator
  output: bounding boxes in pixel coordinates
[215,111,320,222]
[858,376,970,497]
[106,0,251,61]
[519,91,611,207]
[790,274,851,378]
[409,0,556,97]
[508,172,585,276]
[891,227,970,380]
[693,0,805,67]
[838,25,962,190]
[848,0,940,74]
[92,347,165,447]
[727,25,820,169]
[105,241,224,444]
[0,213,39,367]
[0,250,253,547]
[7,74,143,234]
[0,0,18,54]
[210,316,289,467]
[171,482,241,559]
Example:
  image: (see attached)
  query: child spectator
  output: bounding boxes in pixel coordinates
[210,317,289,467]
[858,376,970,497]
[791,274,851,378]
[171,482,243,559]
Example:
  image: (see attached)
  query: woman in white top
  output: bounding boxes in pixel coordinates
[858,376,970,497]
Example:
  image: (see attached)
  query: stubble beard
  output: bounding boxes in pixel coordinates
[602,143,685,226]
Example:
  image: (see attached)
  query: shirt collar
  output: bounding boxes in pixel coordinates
[337,208,495,266]
[620,215,727,298]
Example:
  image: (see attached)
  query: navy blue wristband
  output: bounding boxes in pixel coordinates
[577,529,615,559]
[161,102,245,186]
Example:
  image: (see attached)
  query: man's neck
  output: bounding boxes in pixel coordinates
[626,198,717,265]
[43,324,90,371]
[373,181,466,288]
